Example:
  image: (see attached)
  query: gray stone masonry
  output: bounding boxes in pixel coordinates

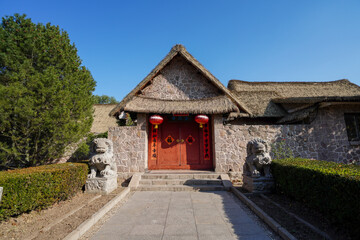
[214,105,360,178]
[91,191,275,240]
[141,55,221,100]
[108,113,147,178]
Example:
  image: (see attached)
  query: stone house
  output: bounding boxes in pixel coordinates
[108,44,360,178]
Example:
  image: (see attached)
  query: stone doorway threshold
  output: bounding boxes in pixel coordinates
[132,171,233,192]
[146,170,216,174]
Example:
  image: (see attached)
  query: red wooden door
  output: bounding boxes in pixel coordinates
[148,115,213,170]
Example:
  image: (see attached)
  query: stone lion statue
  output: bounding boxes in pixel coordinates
[88,138,117,178]
[245,138,272,178]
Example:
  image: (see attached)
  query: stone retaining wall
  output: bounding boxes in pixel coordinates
[214,105,360,177]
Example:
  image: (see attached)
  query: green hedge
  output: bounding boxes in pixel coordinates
[0,163,88,221]
[272,158,360,237]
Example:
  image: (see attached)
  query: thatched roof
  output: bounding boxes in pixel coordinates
[123,95,238,114]
[273,96,360,104]
[110,44,250,116]
[230,91,286,117]
[91,104,118,133]
[228,79,360,98]
[228,79,360,118]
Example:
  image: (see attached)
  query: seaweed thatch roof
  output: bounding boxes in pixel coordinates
[123,95,238,114]
[91,104,118,133]
[110,44,250,116]
[273,96,360,104]
[230,91,286,117]
[228,79,360,117]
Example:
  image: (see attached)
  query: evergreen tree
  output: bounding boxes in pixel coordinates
[0,14,96,168]
[93,94,118,104]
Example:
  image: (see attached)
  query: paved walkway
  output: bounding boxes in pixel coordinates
[91,191,273,240]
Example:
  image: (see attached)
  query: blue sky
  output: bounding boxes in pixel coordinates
[1,0,360,101]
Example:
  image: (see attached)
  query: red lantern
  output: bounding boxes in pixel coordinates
[195,115,209,128]
[149,115,163,129]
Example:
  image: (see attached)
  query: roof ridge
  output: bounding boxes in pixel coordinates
[232,90,279,93]
[228,79,350,85]
[135,95,228,102]
[172,44,186,51]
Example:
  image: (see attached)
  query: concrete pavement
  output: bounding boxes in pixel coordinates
[91,191,274,240]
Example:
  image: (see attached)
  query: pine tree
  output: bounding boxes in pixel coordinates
[0,14,96,168]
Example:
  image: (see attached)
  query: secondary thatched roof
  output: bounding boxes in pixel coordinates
[110,44,250,116]
[123,95,238,114]
[230,91,286,117]
[228,79,360,117]
[91,104,118,133]
[228,79,360,98]
[273,96,360,104]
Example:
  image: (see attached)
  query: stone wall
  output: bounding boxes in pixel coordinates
[109,105,359,178]
[108,113,148,178]
[141,55,220,100]
[214,105,360,177]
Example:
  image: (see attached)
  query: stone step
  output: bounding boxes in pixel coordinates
[141,173,221,180]
[139,179,223,186]
[137,185,225,192]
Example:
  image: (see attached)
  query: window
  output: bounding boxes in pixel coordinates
[344,113,360,141]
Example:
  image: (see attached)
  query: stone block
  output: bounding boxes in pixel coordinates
[0,187,2,202]
[242,175,274,193]
[85,176,117,194]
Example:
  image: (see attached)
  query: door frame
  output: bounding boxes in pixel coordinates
[147,114,213,170]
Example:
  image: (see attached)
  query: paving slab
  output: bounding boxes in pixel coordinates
[91,191,275,240]
[163,224,197,236]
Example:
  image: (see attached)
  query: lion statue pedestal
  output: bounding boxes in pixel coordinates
[85,138,118,194]
[243,138,274,193]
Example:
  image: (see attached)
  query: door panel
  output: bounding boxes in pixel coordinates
[158,120,180,167]
[181,121,201,166]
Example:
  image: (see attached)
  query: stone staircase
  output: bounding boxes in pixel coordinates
[133,172,231,191]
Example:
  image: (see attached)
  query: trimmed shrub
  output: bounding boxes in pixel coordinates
[0,163,88,221]
[272,158,360,237]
